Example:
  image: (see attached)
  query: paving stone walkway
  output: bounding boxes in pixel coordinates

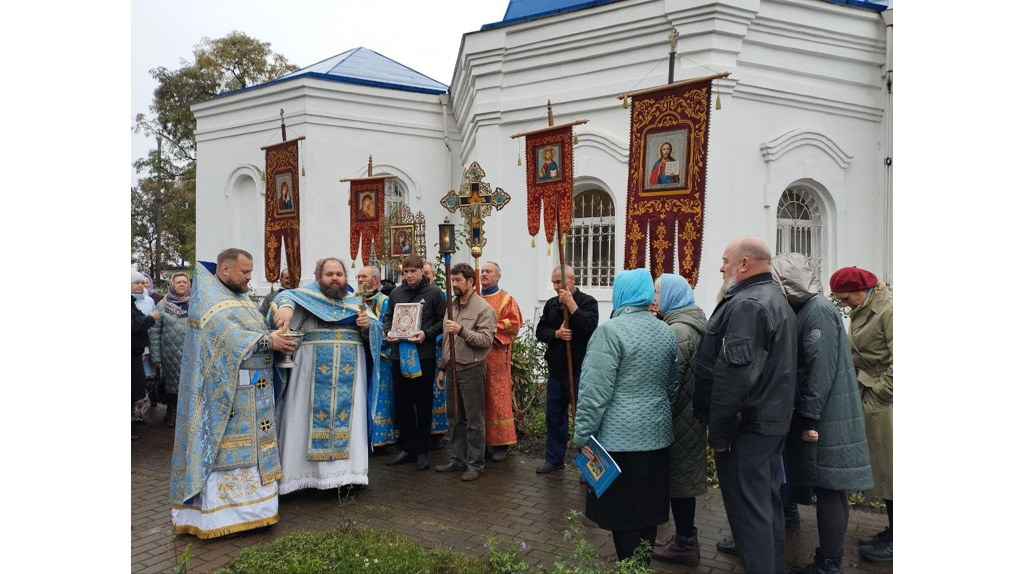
[132,407,893,573]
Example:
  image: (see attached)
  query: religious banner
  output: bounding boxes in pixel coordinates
[380,203,427,271]
[263,137,305,283]
[341,156,394,267]
[348,179,384,266]
[623,77,714,285]
[525,126,574,244]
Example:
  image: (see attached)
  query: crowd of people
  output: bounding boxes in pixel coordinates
[131,237,892,573]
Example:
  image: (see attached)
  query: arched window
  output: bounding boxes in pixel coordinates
[566,188,615,288]
[776,185,823,281]
[371,177,407,283]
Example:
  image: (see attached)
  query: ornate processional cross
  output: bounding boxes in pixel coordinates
[439,162,511,290]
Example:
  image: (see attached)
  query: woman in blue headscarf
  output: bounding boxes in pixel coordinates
[572,269,680,565]
[650,273,708,566]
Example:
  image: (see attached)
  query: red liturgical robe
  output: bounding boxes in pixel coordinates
[482,289,523,446]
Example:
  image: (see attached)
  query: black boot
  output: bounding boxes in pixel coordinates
[858,528,892,563]
[791,549,842,574]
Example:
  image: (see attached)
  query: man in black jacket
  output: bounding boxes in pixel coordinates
[693,236,797,574]
[382,255,447,470]
[535,265,599,473]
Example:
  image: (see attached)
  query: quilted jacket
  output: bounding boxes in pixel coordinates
[663,306,708,497]
[150,301,188,394]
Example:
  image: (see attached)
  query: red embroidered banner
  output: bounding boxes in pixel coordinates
[263,138,302,283]
[624,79,712,286]
[524,126,574,244]
[348,179,385,266]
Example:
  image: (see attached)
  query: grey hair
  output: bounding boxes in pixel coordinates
[551,265,575,278]
[484,261,502,275]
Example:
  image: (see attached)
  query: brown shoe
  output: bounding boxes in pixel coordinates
[652,531,700,566]
[460,469,481,482]
[436,461,466,473]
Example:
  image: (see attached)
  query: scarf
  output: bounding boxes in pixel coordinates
[611,268,654,318]
[163,289,191,318]
[657,273,695,316]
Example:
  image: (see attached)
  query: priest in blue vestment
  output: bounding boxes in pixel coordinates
[270,258,385,493]
[170,248,297,539]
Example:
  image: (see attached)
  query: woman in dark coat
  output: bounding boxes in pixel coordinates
[651,273,707,566]
[132,271,159,439]
[772,254,873,574]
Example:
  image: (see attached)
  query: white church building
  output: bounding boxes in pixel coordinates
[192,0,894,320]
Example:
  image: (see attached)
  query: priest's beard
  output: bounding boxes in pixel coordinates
[222,278,249,294]
[319,279,347,300]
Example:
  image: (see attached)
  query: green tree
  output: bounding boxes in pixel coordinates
[132,31,298,283]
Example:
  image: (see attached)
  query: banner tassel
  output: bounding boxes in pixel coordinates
[573,133,579,145]
[622,98,628,109]
[531,235,536,248]
[352,260,356,268]
[517,152,521,166]
[547,243,551,256]
[561,233,566,246]
[716,94,721,110]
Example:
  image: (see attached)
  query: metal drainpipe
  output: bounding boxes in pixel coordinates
[440,94,453,192]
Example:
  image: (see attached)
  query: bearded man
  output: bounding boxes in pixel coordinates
[271,258,384,493]
[692,236,798,574]
[170,248,297,538]
[357,265,398,447]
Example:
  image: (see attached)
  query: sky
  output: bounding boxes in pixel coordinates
[131,0,510,186]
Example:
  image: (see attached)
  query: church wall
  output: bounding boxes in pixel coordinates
[452,0,889,318]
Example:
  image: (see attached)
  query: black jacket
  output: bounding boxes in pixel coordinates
[131,297,156,356]
[693,273,798,450]
[381,277,446,361]
[536,288,600,376]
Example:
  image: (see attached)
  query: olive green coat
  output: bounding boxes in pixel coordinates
[663,307,708,498]
[849,285,893,499]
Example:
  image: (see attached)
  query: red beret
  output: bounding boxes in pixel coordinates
[829,267,878,293]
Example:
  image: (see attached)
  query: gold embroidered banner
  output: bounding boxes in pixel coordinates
[524,126,573,244]
[263,138,303,283]
[624,79,712,286]
[348,179,385,266]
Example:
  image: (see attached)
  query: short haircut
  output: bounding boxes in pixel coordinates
[451,262,476,284]
[403,255,425,270]
[217,248,252,266]
[484,261,502,275]
[315,258,347,280]
[735,238,771,263]
[363,266,381,280]
[551,265,575,278]
[423,261,434,271]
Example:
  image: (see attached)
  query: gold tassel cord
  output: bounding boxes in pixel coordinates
[622,98,628,109]
[517,152,522,166]
[716,94,721,110]
[547,243,551,256]
[573,133,579,145]
[531,235,536,248]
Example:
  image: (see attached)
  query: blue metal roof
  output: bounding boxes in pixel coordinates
[481,0,888,30]
[217,47,448,98]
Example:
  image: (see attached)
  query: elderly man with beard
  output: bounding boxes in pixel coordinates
[692,237,798,574]
[435,263,497,482]
[271,258,385,493]
[357,265,398,448]
[170,249,297,538]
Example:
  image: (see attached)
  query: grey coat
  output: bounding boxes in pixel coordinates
[149,301,188,395]
[663,306,708,498]
[771,254,873,492]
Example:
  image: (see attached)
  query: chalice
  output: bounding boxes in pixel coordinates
[277,330,305,369]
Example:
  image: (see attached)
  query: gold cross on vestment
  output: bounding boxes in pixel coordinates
[215,397,231,415]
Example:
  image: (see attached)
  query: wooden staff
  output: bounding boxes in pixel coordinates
[554,200,576,420]
[443,253,459,417]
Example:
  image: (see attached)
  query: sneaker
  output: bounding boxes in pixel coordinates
[386,451,415,466]
[857,527,890,546]
[791,549,843,574]
[436,461,467,473]
[536,462,565,474]
[858,529,892,563]
[716,537,739,557]
[461,469,481,482]
[652,530,700,566]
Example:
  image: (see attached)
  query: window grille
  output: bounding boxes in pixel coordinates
[565,189,615,288]
[776,186,823,282]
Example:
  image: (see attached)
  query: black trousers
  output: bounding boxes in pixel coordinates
[543,373,579,465]
[715,433,786,574]
[132,354,147,403]
[393,359,436,457]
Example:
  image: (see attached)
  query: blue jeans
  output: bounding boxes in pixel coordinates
[544,373,580,465]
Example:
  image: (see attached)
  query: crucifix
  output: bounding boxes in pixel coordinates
[439,162,511,292]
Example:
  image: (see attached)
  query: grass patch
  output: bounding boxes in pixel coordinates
[215,527,486,574]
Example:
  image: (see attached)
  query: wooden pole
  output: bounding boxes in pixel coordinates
[555,200,576,420]
[668,28,678,84]
[444,253,459,418]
